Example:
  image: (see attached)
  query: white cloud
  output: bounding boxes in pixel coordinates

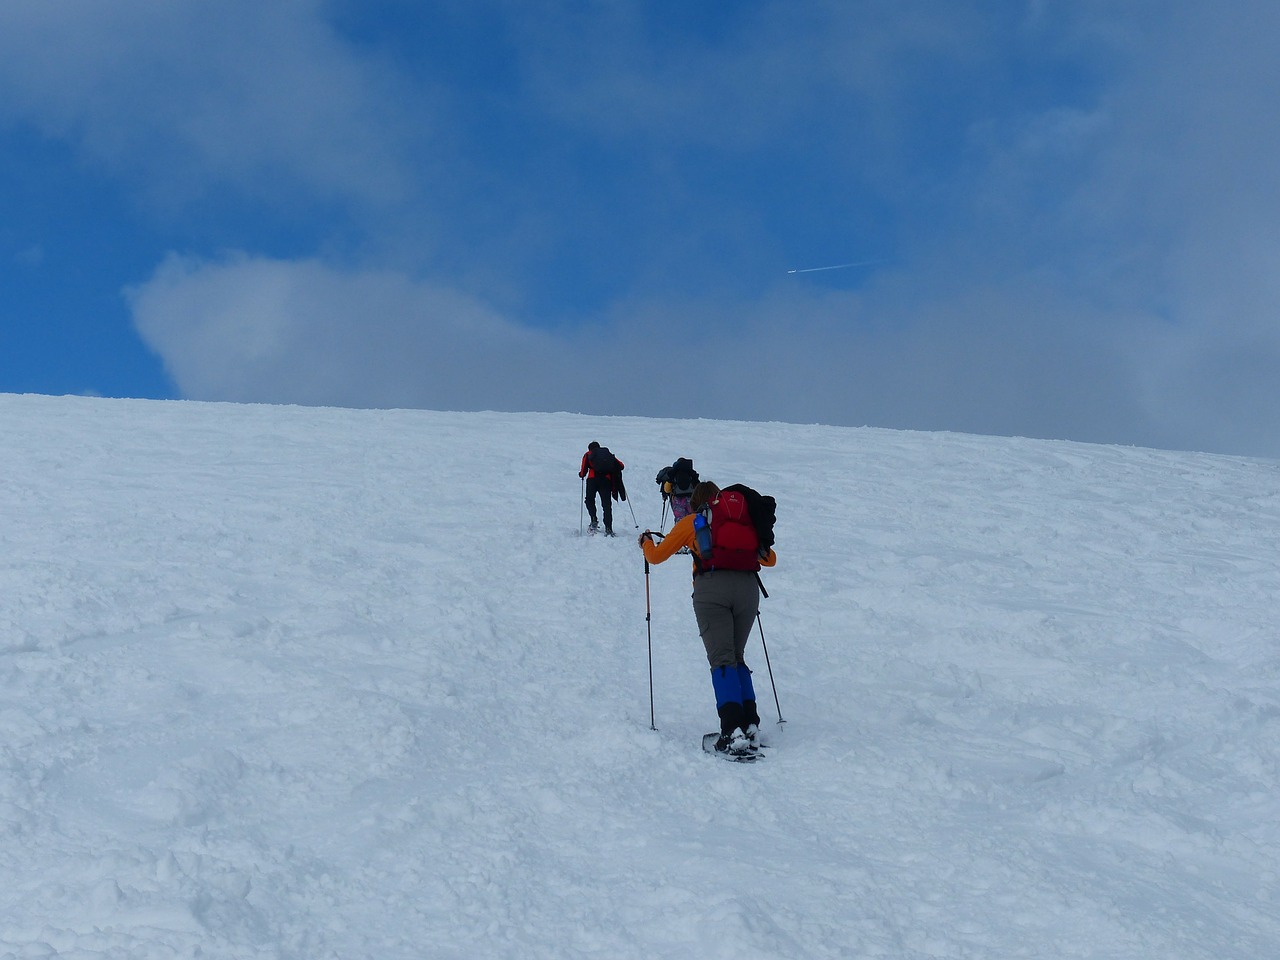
[127,254,559,410]
[0,0,417,209]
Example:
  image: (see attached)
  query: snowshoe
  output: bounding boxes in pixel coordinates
[702,731,762,763]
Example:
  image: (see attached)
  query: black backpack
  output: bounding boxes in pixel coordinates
[720,483,776,553]
[668,458,698,496]
[589,446,620,476]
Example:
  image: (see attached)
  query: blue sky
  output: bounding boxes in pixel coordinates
[4,1,1280,457]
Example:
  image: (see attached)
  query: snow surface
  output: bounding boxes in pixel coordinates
[2,392,1279,959]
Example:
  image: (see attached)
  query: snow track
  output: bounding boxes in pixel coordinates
[2,394,1278,958]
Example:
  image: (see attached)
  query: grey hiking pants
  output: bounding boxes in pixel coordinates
[691,570,761,669]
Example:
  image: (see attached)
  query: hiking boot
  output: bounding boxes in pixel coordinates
[716,699,746,739]
[714,731,753,756]
[604,527,615,537]
[713,732,745,754]
[742,724,760,751]
[589,521,599,532]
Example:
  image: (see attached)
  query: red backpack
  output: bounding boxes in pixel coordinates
[694,490,761,572]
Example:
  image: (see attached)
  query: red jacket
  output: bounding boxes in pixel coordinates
[579,451,624,479]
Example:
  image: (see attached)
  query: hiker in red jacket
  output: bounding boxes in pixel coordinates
[579,441,624,536]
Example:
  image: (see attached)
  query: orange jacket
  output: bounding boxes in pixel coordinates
[641,512,777,575]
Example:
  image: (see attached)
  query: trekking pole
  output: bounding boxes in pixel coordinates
[579,476,585,537]
[659,499,668,532]
[625,496,640,529]
[644,557,656,730]
[755,611,785,724]
[753,574,782,723]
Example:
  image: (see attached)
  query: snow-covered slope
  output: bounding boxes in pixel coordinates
[2,393,1278,959]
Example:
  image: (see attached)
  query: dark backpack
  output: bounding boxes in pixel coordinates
[694,488,762,573]
[589,446,620,476]
[668,458,698,496]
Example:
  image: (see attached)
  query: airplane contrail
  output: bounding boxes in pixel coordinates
[787,259,883,274]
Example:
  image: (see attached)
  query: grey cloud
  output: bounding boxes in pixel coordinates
[502,1,1000,154]
[127,253,1172,452]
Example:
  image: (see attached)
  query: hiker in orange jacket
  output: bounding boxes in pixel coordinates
[639,480,777,755]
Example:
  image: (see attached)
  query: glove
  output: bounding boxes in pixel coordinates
[638,530,653,547]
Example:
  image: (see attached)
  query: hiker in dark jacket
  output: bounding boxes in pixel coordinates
[579,441,624,536]
[655,457,699,526]
[638,480,777,755]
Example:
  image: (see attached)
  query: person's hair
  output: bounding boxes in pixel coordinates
[690,481,719,512]
[588,441,600,451]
